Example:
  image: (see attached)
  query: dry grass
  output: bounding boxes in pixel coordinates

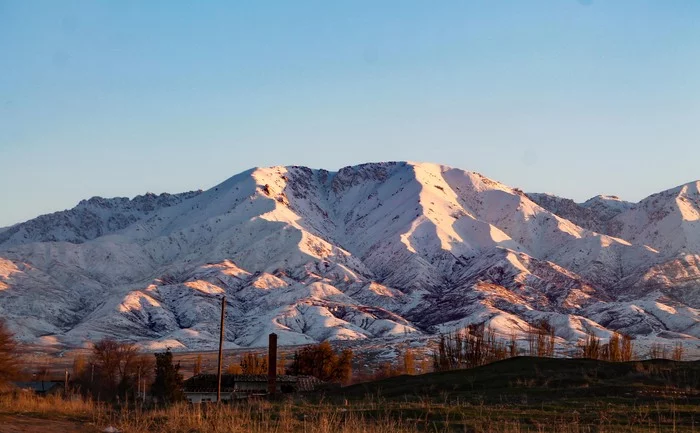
[0,391,100,420]
[1,393,699,433]
[103,403,417,433]
[5,355,698,432]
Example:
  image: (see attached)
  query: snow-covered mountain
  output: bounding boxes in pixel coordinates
[526,193,634,235]
[0,162,698,355]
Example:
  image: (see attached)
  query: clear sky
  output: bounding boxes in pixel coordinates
[1,1,698,227]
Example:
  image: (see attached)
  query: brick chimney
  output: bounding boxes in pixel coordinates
[267,333,277,396]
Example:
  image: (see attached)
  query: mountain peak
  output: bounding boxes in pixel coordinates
[582,194,627,205]
[0,162,698,353]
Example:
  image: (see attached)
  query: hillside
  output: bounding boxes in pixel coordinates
[0,162,698,354]
[340,356,700,403]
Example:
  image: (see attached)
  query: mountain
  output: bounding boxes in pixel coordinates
[581,195,635,222]
[614,181,700,257]
[526,193,634,234]
[0,191,203,247]
[0,162,697,355]
[529,182,700,305]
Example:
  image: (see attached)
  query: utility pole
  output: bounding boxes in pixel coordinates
[216,296,226,403]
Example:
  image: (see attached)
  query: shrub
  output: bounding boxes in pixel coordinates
[151,349,184,405]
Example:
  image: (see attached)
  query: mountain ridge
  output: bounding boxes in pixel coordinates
[0,162,697,355]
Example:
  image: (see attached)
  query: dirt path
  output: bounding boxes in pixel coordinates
[0,414,100,433]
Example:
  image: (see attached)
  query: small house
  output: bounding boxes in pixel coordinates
[183,374,322,403]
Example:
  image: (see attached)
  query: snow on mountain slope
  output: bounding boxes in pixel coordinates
[527,193,606,233]
[634,255,700,307]
[529,181,700,260]
[442,168,656,288]
[584,295,700,339]
[0,191,202,248]
[529,181,700,303]
[0,162,697,355]
[612,181,700,258]
[0,256,103,340]
[447,249,603,311]
[582,195,635,221]
[526,193,634,234]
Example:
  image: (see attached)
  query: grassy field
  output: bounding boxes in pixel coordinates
[1,357,698,432]
[340,356,700,402]
[333,357,700,432]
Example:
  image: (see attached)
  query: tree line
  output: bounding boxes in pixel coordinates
[358,321,689,380]
[430,320,687,374]
[0,317,690,396]
[192,341,354,384]
[70,339,184,404]
[0,320,184,404]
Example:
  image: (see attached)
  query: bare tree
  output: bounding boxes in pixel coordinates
[508,331,518,358]
[373,362,402,380]
[418,357,431,374]
[240,352,268,374]
[579,330,601,359]
[82,338,142,400]
[72,354,87,377]
[649,343,667,359]
[606,333,622,361]
[403,348,416,375]
[672,342,684,361]
[277,351,287,375]
[193,354,203,375]
[226,361,243,374]
[287,342,353,384]
[432,324,512,372]
[0,320,20,387]
[526,324,537,356]
[526,320,556,357]
[580,332,633,362]
[620,334,634,361]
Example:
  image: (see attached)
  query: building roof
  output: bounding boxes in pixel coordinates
[183,374,322,393]
[13,381,62,393]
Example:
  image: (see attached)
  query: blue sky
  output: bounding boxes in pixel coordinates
[1,1,698,227]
